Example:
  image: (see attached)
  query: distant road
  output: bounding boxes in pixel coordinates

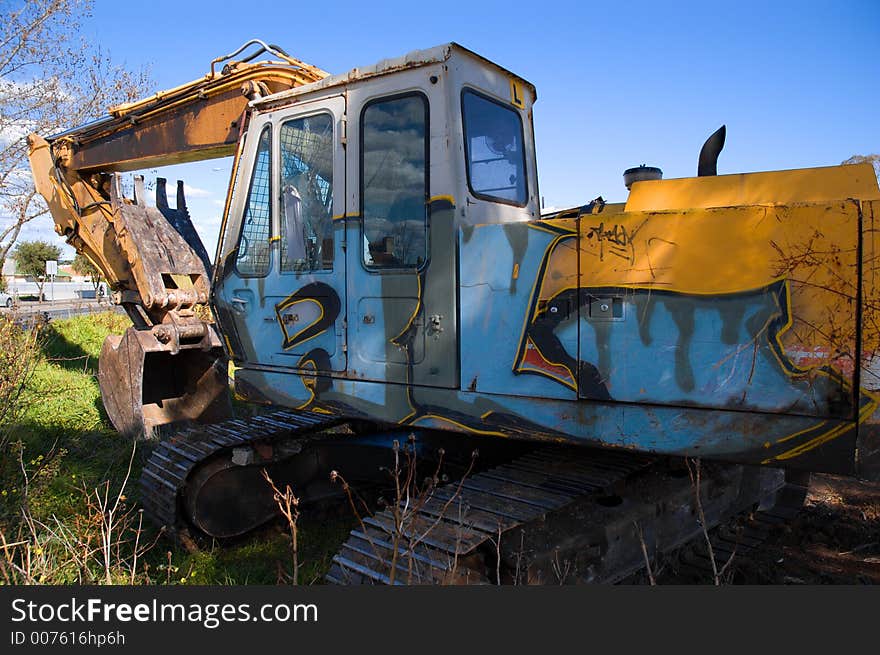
[4,280,105,302]
[0,297,122,322]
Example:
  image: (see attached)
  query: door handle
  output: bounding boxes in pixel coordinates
[230,296,249,314]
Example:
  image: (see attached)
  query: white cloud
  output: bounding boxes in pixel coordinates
[182,183,211,198]
[0,119,37,148]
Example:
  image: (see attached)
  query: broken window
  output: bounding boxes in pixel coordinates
[280,113,334,272]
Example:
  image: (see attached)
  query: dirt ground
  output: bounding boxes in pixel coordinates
[653,474,880,584]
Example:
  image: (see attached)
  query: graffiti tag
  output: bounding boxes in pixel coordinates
[585,220,646,264]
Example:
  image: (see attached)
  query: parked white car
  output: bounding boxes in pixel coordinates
[0,291,12,308]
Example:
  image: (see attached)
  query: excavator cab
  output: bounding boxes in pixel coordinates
[212,44,541,406]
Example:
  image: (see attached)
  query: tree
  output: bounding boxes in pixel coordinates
[12,240,61,301]
[71,252,102,291]
[842,154,880,181]
[0,1,149,285]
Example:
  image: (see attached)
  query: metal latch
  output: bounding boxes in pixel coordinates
[428,314,444,339]
[589,296,623,321]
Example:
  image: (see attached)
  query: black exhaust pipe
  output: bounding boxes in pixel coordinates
[697,125,726,176]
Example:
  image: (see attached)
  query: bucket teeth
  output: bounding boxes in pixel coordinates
[155,177,189,216]
[176,179,188,213]
[133,174,146,205]
[156,177,168,210]
[154,176,211,276]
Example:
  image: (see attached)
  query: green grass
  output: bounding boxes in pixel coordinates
[0,311,352,585]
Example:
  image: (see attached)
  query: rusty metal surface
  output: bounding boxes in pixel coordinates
[98,325,230,436]
[55,57,326,173]
[139,409,344,537]
[328,449,804,585]
[111,175,210,313]
[326,445,656,585]
[25,44,330,437]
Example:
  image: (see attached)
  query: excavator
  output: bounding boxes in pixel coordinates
[27,40,880,584]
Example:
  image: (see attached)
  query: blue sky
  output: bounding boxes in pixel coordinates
[30,0,880,256]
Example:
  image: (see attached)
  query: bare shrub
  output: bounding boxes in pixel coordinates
[0,443,159,584]
[0,316,42,448]
[332,434,479,585]
[261,469,300,585]
[686,457,737,585]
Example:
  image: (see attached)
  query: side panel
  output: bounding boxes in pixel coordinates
[231,196,880,475]
[459,220,577,400]
[570,202,864,419]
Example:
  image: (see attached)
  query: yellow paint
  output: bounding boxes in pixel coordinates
[531,202,861,389]
[570,202,859,295]
[625,164,880,212]
[517,177,880,456]
[762,395,878,464]
[429,195,456,205]
[390,273,422,345]
[269,235,281,243]
[512,263,520,280]
[409,414,507,437]
[763,422,851,464]
[773,419,829,445]
[509,79,525,109]
[512,222,577,369]
[294,356,320,410]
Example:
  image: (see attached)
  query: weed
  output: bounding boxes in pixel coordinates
[261,469,300,584]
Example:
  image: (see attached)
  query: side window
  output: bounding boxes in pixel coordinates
[235,126,272,277]
[462,89,527,206]
[280,113,334,272]
[361,94,428,269]
[216,134,247,265]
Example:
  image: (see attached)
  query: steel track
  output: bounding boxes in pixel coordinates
[139,410,345,535]
[658,472,810,583]
[326,446,658,584]
[326,450,808,585]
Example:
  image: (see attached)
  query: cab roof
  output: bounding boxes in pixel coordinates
[252,42,536,109]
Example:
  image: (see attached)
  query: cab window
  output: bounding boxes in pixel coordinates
[360,93,428,269]
[279,113,334,272]
[235,126,273,276]
[462,89,527,206]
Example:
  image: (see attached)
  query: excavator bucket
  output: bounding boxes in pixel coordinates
[95,175,232,437]
[99,325,232,438]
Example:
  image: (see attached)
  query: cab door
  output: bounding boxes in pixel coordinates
[214,96,347,373]
[345,74,458,388]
